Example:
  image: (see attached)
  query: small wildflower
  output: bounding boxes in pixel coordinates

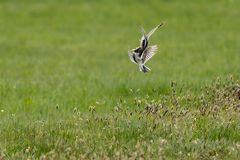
[65,147,71,152]
[73,107,78,113]
[115,151,120,156]
[192,139,199,144]
[25,146,30,153]
[89,106,96,113]
[236,143,240,149]
[159,138,167,146]
[129,88,133,93]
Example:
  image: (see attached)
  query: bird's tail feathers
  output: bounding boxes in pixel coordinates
[139,64,151,73]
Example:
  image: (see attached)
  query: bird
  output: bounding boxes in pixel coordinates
[128,23,163,73]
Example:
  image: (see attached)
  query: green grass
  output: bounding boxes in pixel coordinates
[0,0,240,159]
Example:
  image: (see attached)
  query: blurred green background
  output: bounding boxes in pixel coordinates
[0,0,240,158]
[0,0,239,115]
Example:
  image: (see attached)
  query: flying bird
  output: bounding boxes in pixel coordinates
[128,23,163,73]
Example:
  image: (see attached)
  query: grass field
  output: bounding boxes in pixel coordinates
[0,0,240,159]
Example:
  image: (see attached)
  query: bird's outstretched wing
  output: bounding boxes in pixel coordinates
[146,23,163,39]
[139,23,163,49]
[140,26,146,35]
[142,45,158,64]
[139,27,148,49]
[128,50,137,64]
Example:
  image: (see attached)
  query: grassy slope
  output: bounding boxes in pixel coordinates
[0,0,239,159]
